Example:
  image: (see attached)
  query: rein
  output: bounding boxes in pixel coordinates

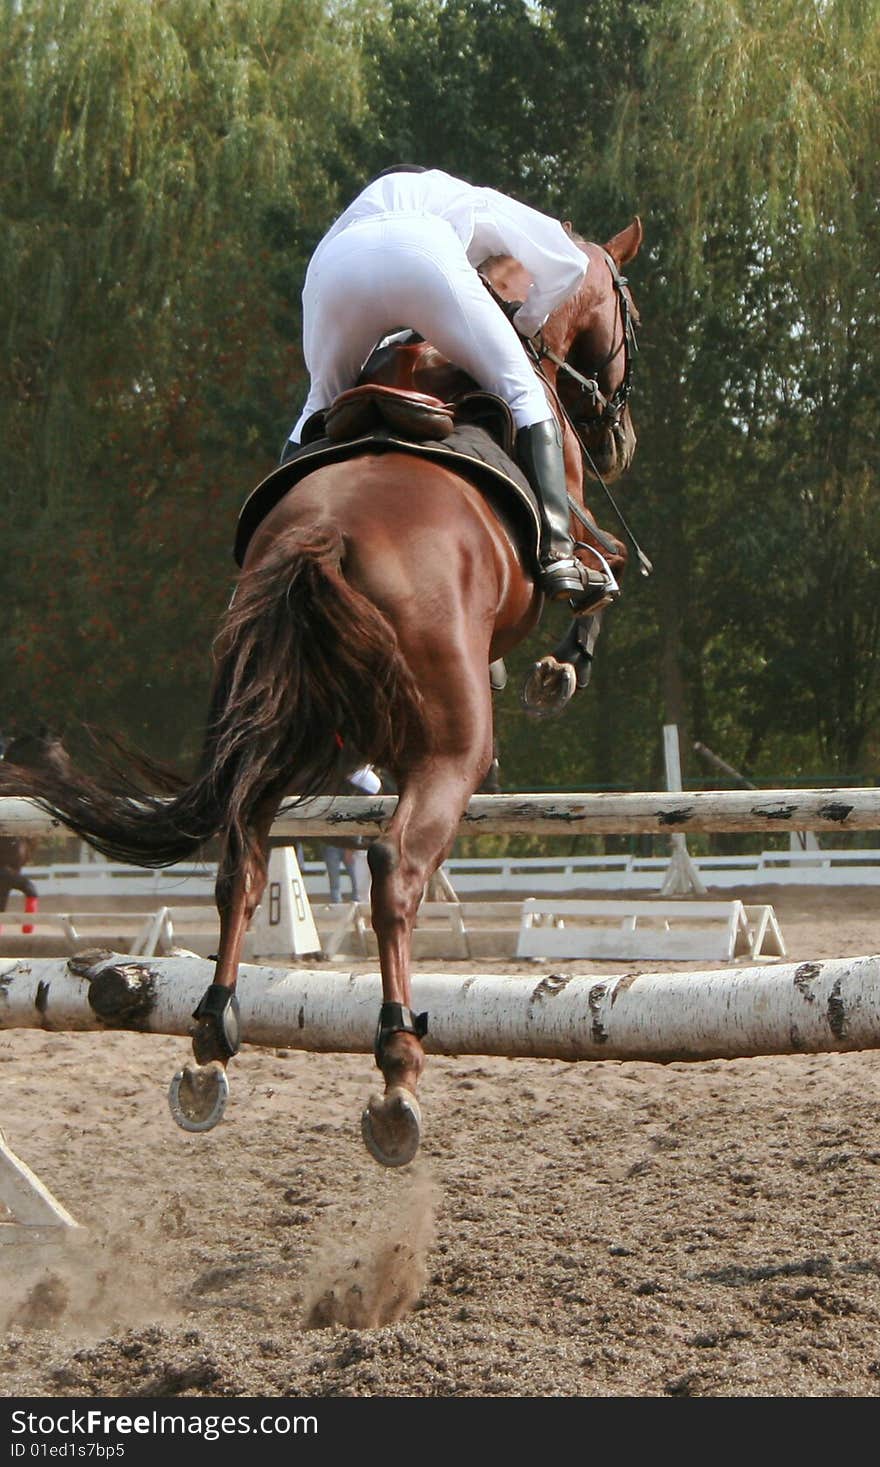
[527,256,652,578]
[570,440,653,578]
[534,249,638,432]
[479,250,652,576]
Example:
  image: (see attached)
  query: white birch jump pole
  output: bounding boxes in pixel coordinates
[1,952,878,1062]
[1,788,878,840]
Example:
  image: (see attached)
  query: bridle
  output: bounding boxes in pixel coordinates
[479,251,652,575]
[531,250,651,577]
[531,249,638,442]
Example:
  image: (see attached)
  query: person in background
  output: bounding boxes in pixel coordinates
[322,765,382,903]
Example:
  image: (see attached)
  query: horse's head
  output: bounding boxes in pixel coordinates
[542,218,643,484]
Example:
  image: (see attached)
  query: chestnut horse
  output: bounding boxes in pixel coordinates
[0,219,642,1166]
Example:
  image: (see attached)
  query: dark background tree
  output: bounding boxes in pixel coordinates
[0,0,368,758]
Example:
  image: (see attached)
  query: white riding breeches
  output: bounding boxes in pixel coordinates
[289,211,553,444]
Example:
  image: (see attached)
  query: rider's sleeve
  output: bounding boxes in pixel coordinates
[474,190,588,338]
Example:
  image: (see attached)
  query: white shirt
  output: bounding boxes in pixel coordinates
[312,168,588,338]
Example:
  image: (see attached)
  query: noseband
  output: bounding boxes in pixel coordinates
[534,250,638,440]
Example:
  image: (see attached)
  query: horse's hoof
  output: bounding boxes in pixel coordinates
[168,1061,229,1133]
[574,655,594,690]
[360,1086,422,1168]
[521,656,577,718]
[488,657,508,692]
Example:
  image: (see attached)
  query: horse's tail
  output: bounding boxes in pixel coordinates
[203,522,425,861]
[0,526,424,868]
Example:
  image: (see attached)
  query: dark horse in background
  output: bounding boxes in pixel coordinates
[0,731,70,922]
[0,219,642,1165]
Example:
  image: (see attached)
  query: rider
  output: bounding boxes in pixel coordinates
[283,164,608,605]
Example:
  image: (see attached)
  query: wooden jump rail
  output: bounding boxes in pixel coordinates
[0,788,878,840]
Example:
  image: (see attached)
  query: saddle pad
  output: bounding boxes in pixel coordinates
[233,426,540,569]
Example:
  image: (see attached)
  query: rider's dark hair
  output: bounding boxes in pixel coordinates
[371,164,429,180]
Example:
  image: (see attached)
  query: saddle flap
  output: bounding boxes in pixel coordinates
[451,391,516,458]
[324,384,455,443]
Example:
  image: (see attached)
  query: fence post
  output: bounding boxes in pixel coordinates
[660,725,707,896]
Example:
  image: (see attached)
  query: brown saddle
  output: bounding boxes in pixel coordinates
[234,336,625,578]
[323,383,455,443]
[301,336,516,455]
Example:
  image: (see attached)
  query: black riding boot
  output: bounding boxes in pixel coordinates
[517,420,597,603]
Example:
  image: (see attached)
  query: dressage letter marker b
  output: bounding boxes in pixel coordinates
[247,845,321,960]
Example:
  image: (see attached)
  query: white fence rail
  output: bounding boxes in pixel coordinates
[440,849,880,891]
[6,845,880,904]
[10,862,217,899]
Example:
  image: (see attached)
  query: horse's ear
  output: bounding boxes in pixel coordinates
[604,216,643,267]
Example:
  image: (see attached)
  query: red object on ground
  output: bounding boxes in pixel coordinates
[22,894,38,935]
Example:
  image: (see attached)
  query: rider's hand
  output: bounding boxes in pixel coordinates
[478,272,525,329]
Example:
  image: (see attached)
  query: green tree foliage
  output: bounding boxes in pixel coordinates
[0,0,368,756]
[600,0,880,780]
[349,0,561,200]
[0,0,877,793]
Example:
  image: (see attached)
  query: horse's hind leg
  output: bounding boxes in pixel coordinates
[168,795,278,1132]
[361,692,495,1166]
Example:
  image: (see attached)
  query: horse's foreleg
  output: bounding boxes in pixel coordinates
[168,798,278,1132]
[521,610,606,718]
